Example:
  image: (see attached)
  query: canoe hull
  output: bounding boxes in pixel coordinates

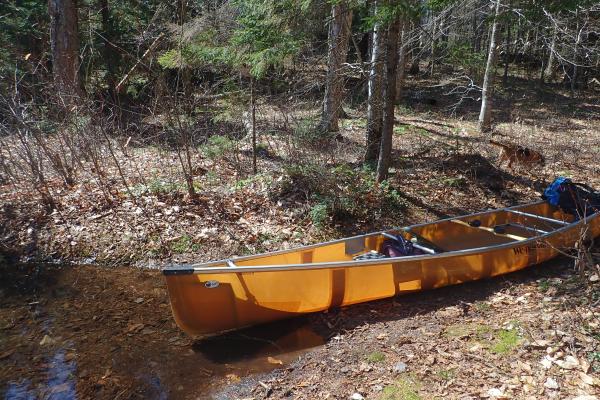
[164,203,600,335]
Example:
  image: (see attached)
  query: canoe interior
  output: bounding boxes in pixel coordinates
[163,201,597,335]
[196,201,576,268]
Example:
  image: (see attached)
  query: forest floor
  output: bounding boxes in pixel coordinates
[1,77,599,266]
[1,76,600,399]
[214,256,600,400]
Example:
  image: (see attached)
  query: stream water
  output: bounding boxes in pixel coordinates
[0,263,326,399]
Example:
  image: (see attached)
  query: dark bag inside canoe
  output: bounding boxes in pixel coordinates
[542,177,600,218]
[382,235,425,257]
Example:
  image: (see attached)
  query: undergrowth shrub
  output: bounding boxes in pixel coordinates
[292,117,322,146]
[447,42,485,78]
[273,162,406,228]
[309,203,329,228]
[202,136,235,161]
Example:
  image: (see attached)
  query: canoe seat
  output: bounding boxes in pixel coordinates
[398,230,443,254]
[451,219,529,241]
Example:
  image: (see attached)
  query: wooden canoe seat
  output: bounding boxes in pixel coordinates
[451,219,529,241]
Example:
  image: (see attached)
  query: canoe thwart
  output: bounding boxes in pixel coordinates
[498,223,548,235]
[398,229,442,254]
[410,239,436,254]
[507,209,570,226]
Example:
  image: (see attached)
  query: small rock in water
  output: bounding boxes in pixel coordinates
[393,362,407,373]
[544,377,559,389]
[39,335,56,346]
[589,274,599,282]
[351,393,364,400]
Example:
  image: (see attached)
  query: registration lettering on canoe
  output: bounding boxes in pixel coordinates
[513,246,530,255]
[513,245,540,255]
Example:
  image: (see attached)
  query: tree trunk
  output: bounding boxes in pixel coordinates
[49,0,82,98]
[478,0,501,133]
[375,16,401,182]
[250,77,257,174]
[473,6,484,53]
[99,0,119,98]
[364,9,386,164]
[538,50,546,86]
[429,15,436,76]
[502,19,510,85]
[570,9,582,95]
[319,1,353,133]
[544,25,557,82]
[395,25,407,103]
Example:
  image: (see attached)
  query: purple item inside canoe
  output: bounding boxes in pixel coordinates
[382,235,424,257]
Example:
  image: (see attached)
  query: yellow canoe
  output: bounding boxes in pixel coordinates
[163,201,600,336]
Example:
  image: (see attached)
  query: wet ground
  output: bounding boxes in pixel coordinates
[0,263,326,400]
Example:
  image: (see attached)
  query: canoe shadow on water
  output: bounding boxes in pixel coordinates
[192,254,575,364]
[192,316,326,364]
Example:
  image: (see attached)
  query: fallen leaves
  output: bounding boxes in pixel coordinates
[0,349,15,360]
[124,322,144,334]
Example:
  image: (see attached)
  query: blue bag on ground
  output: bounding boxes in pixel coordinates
[542,177,600,218]
[542,177,570,207]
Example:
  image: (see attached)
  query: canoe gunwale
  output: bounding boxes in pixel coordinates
[162,201,597,276]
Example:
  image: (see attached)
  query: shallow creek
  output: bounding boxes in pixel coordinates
[0,263,325,399]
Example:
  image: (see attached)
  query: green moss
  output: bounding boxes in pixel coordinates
[131,178,184,195]
[537,279,551,292]
[347,118,367,128]
[473,301,491,312]
[444,323,490,338]
[436,368,455,381]
[366,351,386,363]
[393,125,408,135]
[171,235,200,253]
[491,329,522,354]
[380,376,422,400]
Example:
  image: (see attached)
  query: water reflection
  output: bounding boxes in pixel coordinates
[46,350,77,400]
[137,373,168,400]
[4,348,77,400]
[4,380,36,400]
